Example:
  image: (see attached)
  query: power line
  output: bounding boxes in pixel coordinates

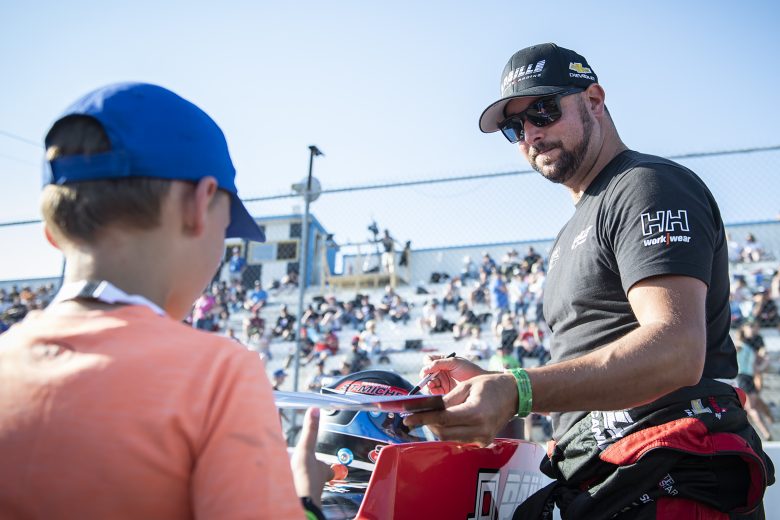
[0,219,41,228]
[0,130,41,148]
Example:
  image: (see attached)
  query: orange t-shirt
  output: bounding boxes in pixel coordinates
[0,305,304,519]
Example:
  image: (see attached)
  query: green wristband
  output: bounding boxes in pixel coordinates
[508,368,533,418]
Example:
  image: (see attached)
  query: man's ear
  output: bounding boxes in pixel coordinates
[585,83,606,116]
[183,177,219,236]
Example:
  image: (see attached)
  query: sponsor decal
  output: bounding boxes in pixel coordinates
[501,60,546,92]
[569,62,592,74]
[571,225,593,250]
[547,246,561,273]
[590,410,635,449]
[333,381,408,396]
[337,447,354,465]
[708,396,728,419]
[684,398,714,418]
[468,469,547,519]
[658,473,679,496]
[640,209,692,247]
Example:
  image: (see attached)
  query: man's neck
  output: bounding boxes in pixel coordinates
[566,137,628,204]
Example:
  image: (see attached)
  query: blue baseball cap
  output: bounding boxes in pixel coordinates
[43,82,265,242]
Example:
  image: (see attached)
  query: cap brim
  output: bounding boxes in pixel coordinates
[226,193,265,242]
[478,86,571,133]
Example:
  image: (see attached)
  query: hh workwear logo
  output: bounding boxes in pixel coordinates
[640,210,690,236]
[640,209,692,247]
[502,60,546,92]
[569,62,591,74]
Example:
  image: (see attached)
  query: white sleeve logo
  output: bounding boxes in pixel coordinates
[640,210,689,236]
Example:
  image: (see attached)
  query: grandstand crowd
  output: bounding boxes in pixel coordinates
[1,232,779,440]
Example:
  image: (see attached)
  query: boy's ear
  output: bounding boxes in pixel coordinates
[183,177,220,236]
[43,225,61,250]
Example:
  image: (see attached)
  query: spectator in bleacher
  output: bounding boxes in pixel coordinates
[509,271,530,318]
[479,252,497,276]
[441,279,462,312]
[488,342,520,371]
[226,278,246,312]
[272,304,296,341]
[307,326,339,365]
[742,233,765,263]
[771,269,780,301]
[18,286,35,308]
[464,326,491,361]
[730,276,753,316]
[526,266,546,322]
[749,288,779,327]
[452,300,480,340]
[420,299,450,334]
[227,246,247,284]
[243,307,265,344]
[358,320,384,361]
[726,232,742,263]
[347,336,370,372]
[376,285,397,320]
[469,271,490,307]
[272,368,287,391]
[524,246,542,269]
[306,360,328,392]
[736,323,774,440]
[245,280,268,311]
[387,294,411,325]
[338,300,361,329]
[495,312,520,356]
[356,294,376,329]
[500,248,521,276]
[518,319,548,366]
[323,294,340,314]
[461,256,479,282]
[192,290,216,330]
[0,289,8,313]
[491,273,510,313]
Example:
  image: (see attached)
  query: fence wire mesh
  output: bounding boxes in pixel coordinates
[2,146,780,441]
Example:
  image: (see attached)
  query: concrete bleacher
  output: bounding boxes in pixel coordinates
[233,280,503,389]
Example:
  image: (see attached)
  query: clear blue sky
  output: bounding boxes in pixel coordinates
[2,1,779,281]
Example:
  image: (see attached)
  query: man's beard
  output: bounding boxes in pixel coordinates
[527,99,593,185]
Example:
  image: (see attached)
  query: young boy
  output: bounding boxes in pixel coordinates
[0,83,328,519]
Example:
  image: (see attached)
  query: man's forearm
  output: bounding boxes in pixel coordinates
[526,322,705,414]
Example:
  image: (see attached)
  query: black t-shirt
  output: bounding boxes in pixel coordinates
[543,150,735,440]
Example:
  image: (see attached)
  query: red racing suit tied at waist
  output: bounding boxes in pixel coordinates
[513,380,774,519]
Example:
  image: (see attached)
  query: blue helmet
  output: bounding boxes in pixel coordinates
[316,370,435,475]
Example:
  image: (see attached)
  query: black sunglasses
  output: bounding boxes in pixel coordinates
[498,88,583,143]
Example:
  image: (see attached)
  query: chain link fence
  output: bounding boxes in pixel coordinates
[2,147,780,432]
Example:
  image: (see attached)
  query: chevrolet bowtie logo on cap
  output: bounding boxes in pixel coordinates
[569,62,592,74]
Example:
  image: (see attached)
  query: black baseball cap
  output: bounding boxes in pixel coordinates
[479,43,598,133]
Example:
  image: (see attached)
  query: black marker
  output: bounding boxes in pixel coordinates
[409,352,456,395]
